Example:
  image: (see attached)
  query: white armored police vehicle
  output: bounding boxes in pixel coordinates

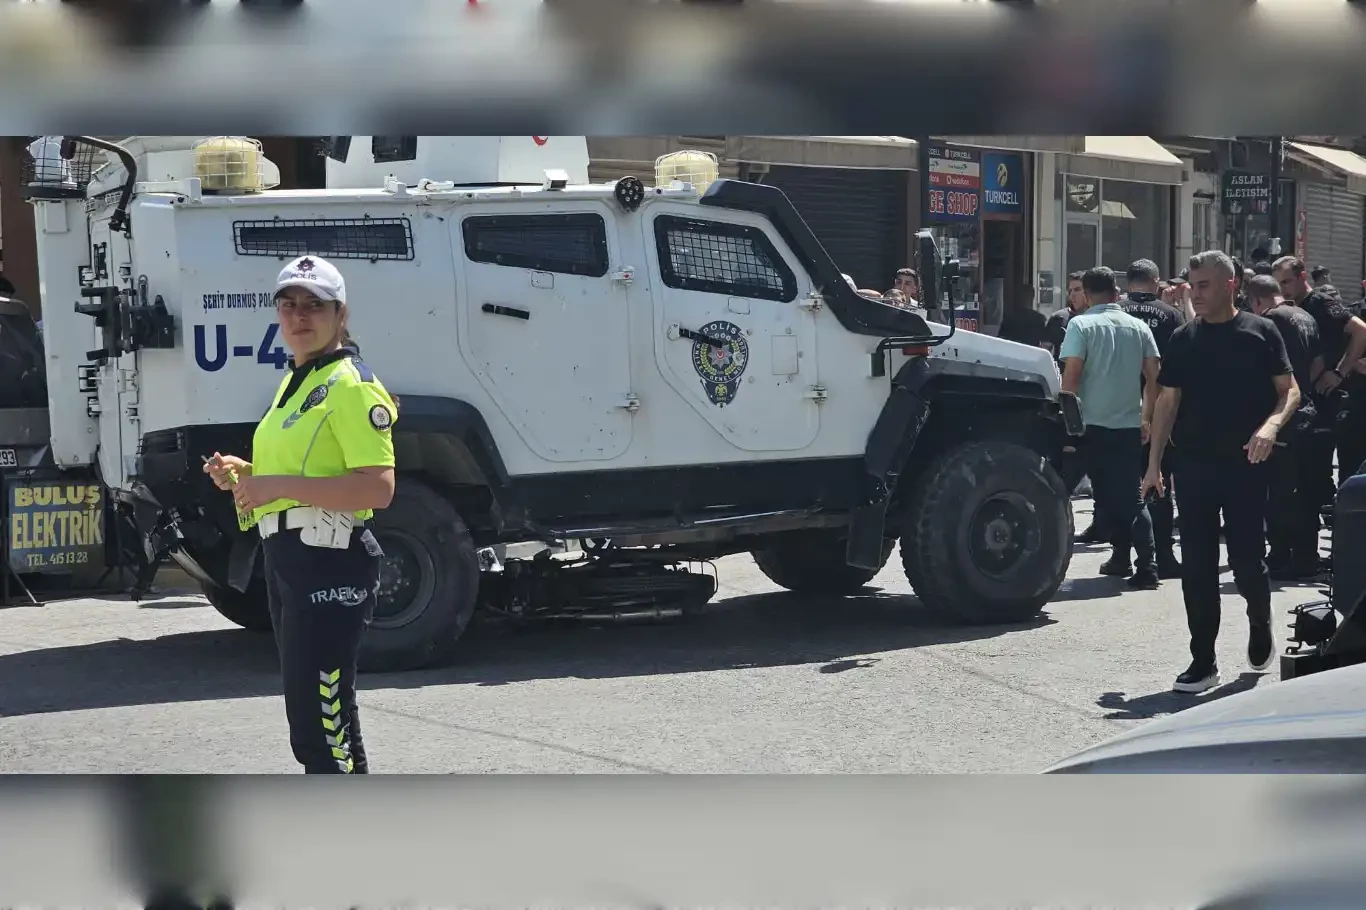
[22,135,1082,671]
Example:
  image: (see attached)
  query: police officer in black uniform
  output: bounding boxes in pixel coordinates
[204,255,398,774]
[1246,275,1322,579]
[1273,256,1366,497]
[1121,258,1187,578]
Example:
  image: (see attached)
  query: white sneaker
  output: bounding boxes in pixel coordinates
[1173,662,1220,693]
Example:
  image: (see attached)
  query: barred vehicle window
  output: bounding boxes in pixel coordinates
[462,213,609,278]
[654,215,798,303]
[233,218,414,261]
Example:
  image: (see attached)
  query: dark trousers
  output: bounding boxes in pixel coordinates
[264,524,381,774]
[1060,444,1086,496]
[1173,456,1272,666]
[1303,396,1366,501]
[1302,428,1338,518]
[1141,442,1176,560]
[1267,441,1322,569]
[1338,423,1366,488]
[1084,426,1155,571]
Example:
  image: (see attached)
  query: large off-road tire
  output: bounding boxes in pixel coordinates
[901,439,1072,624]
[752,531,895,595]
[361,476,481,672]
[202,576,272,633]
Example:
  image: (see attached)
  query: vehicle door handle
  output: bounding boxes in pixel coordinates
[675,327,730,348]
[482,303,530,320]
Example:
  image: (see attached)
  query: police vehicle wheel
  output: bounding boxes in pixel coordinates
[202,578,273,633]
[361,477,480,672]
[901,439,1072,624]
[752,532,893,595]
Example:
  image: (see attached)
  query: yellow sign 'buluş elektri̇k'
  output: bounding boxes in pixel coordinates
[6,483,105,574]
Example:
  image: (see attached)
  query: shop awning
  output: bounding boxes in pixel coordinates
[1057,136,1186,186]
[944,136,1084,155]
[727,136,918,170]
[1287,141,1366,195]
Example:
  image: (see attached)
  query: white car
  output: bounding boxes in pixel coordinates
[1045,662,1366,774]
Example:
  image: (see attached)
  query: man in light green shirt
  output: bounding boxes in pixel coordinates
[1059,266,1162,588]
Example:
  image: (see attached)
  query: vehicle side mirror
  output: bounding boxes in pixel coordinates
[915,229,940,307]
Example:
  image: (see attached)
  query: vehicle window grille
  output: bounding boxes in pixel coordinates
[655,215,797,302]
[462,213,609,277]
[233,218,415,261]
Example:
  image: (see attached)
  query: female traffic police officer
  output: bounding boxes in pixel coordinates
[203,254,398,774]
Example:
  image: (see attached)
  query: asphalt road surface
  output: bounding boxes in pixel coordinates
[0,500,1330,774]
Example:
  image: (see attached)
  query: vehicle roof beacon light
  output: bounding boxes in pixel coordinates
[193,136,270,194]
[656,150,719,196]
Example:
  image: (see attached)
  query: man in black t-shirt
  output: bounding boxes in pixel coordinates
[1121,258,1188,578]
[1248,275,1324,580]
[1043,271,1086,362]
[1044,272,1084,361]
[997,304,1049,348]
[1143,250,1301,695]
[1274,256,1366,494]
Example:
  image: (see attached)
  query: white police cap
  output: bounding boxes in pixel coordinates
[275,255,347,305]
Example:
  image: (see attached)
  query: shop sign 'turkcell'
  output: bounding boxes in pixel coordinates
[981,152,1023,215]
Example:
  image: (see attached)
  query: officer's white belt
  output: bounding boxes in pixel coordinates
[258,508,314,538]
[258,506,357,549]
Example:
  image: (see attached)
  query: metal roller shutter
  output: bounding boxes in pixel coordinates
[1302,182,1364,297]
[758,165,909,293]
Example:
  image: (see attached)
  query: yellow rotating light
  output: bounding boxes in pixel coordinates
[193,136,265,193]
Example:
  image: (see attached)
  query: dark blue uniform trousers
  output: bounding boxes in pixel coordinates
[264,523,381,774]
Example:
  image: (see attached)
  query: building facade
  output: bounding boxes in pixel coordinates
[2,135,1363,325]
[1161,137,1366,300]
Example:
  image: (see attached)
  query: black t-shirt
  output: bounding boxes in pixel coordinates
[1262,304,1320,396]
[997,307,1047,347]
[1158,310,1293,459]
[1044,306,1073,356]
[1300,288,1354,367]
[1121,292,1187,356]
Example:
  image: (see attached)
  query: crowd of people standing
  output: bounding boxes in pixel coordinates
[842,253,1366,693]
[1041,252,1366,694]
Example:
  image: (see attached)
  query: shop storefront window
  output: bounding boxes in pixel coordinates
[1225,180,1295,262]
[1100,180,1169,276]
[1193,199,1215,255]
[1060,175,1174,287]
[930,223,980,309]
[925,144,1029,333]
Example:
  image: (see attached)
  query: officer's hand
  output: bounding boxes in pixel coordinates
[1140,465,1164,500]
[231,474,287,514]
[1316,369,1343,395]
[1244,426,1277,464]
[203,452,250,491]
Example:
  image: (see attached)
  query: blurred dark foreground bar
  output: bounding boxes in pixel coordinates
[2,0,1366,134]
[3,775,1366,908]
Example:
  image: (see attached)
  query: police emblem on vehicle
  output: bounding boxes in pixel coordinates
[369,404,393,430]
[300,384,328,413]
[691,320,749,407]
